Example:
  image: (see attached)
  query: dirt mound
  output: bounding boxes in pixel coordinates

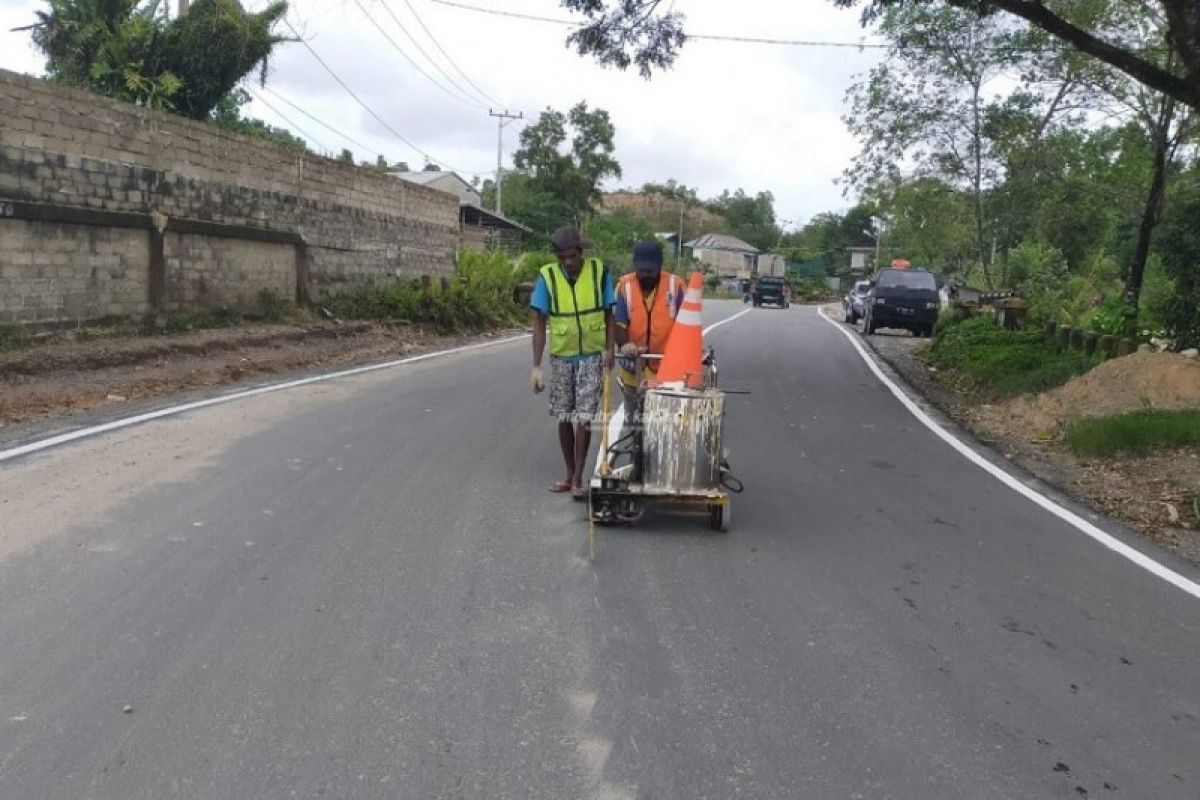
[1004,352,1200,433]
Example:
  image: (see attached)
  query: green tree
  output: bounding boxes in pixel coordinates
[843,3,1020,285]
[28,0,288,119]
[710,188,779,251]
[586,209,658,271]
[481,172,575,243]
[640,179,699,203]
[884,178,974,273]
[511,102,622,223]
[557,1,1200,109]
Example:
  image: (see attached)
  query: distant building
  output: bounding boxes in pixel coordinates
[848,246,876,275]
[390,170,530,250]
[828,246,877,291]
[684,233,765,279]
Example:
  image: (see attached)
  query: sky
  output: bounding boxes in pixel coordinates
[0,0,886,227]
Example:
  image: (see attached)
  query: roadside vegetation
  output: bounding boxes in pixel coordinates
[1068,410,1200,457]
[924,316,1099,398]
[324,250,527,333]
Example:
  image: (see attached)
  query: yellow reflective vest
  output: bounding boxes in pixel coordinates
[540,259,609,357]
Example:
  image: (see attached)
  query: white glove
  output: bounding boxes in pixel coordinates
[618,342,642,358]
[531,366,545,394]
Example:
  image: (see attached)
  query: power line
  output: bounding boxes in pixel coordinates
[283,18,482,175]
[353,0,488,110]
[261,86,380,155]
[375,0,496,108]
[399,0,508,109]
[426,0,889,49]
[243,86,333,153]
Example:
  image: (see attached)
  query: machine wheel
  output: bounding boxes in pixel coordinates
[708,501,731,533]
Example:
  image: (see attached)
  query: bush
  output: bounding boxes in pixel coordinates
[1009,240,1068,325]
[926,315,1098,397]
[515,250,554,284]
[1078,296,1126,338]
[932,310,960,337]
[325,250,525,332]
[1068,410,1200,457]
[254,288,288,323]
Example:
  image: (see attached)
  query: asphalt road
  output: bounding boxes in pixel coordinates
[1,302,1198,799]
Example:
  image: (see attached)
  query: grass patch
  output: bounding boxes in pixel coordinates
[925,315,1099,397]
[1067,410,1200,457]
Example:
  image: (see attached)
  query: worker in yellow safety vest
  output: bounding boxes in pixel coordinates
[530,225,616,501]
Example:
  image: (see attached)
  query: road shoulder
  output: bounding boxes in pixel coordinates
[821,304,1200,570]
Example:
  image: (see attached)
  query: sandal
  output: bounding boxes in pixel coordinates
[571,486,588,502]
[550,480,572,493]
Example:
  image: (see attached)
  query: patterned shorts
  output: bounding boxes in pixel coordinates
[549,354,603,423]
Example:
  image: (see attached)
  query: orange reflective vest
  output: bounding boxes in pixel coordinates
[618,271,686,367]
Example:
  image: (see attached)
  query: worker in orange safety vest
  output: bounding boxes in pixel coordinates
[613,241,687,410]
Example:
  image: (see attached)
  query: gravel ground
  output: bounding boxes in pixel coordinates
[0,318,521,432]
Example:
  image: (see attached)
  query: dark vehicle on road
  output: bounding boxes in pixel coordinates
[752,276,790,308]
[862,267,940,337]
[842,280,872,323]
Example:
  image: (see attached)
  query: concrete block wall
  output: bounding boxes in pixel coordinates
[0,219,148,322]
[164,234,295,311]
[0,69,461,324]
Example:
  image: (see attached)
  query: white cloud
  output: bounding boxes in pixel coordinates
[0,0,884,224]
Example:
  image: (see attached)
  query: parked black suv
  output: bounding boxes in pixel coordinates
[752,276,790,308]
[862,268,940,337]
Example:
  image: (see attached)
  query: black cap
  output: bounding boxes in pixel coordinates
[632,240,664,272]
[550,225,589,253]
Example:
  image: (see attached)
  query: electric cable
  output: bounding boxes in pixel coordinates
[244,86,333,153]
[283,18,484,175]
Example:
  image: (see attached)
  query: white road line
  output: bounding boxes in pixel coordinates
[2,308,753,468]
[704,307,752,335]
[0,334,527,465]
[816,307,1200,601]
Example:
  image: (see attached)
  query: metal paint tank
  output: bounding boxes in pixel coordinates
[641,387,725,493]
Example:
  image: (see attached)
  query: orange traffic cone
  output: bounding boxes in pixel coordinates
[654,271,705,388]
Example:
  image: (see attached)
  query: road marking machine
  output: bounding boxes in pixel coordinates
[588,273,743,543]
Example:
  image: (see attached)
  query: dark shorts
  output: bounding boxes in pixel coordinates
[548,354,603,423]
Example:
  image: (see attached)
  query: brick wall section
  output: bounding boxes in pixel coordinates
[0,220,148,322]
[0,69,461,323]
[164,234,295,310]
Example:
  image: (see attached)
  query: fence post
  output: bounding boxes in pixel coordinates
[1043,320,1057,344]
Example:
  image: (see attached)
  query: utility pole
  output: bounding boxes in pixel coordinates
[489,109,522,216]
[677,200,685,269]
[178,0,189,16]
